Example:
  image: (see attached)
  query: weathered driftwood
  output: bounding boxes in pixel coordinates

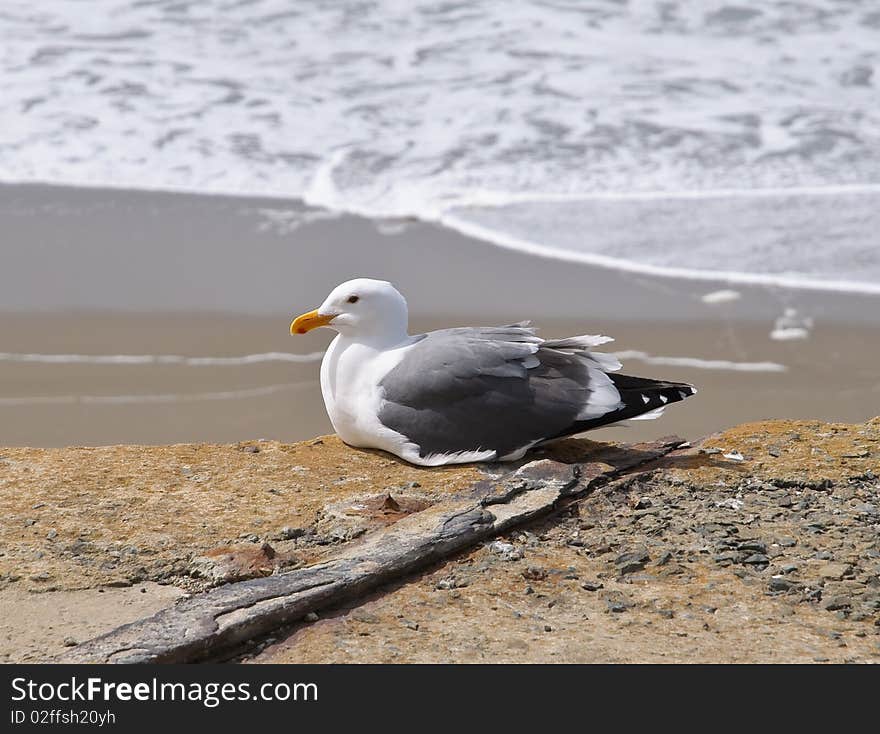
[57,437,683,663]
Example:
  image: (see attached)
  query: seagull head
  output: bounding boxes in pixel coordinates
[290,278,409,341]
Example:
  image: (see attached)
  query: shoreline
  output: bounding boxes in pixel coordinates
[1,182,879,447]
[0,181,880,297]
[3,181,880,320]
[6,178,880,296]
[1,310,879,447]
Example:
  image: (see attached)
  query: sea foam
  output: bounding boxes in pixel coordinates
[2,1,880,294]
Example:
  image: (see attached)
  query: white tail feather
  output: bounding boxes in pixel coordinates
[542,334,622,373]
[583,351,622,372]
[545,334,614,349]
[628,406,666,421]
[575,367,624,420]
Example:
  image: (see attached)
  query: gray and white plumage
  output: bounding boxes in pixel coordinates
[290,278,696,467]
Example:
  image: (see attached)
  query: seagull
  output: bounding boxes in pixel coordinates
[291,278,696,467]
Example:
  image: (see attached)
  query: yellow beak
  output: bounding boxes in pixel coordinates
[290,309,335,335]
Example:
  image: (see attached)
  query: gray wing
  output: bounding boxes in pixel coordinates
[377,324,620,460]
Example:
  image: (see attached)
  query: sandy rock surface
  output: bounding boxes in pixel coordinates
[0,436,479,662]
[0,436,480,593]
[2,419,879,663]
[255,418,880,663]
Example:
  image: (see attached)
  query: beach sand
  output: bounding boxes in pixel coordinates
[2,183,879,447]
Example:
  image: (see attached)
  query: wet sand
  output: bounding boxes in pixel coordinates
[1,183,879,447]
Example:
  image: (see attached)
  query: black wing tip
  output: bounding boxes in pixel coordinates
[620,381,697,410]
[551,378,697,438]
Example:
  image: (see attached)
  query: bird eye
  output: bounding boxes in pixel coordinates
[347,295,359,304]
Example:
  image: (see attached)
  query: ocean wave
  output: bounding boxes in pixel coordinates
[0,351,324,366]
[2,1,880,293]
[0,382,314,406]
[438,196,880,296]
[0,347,787,374]
[614,351,787,373]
